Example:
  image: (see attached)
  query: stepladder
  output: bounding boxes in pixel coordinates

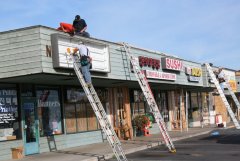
[122,43,176,152]
[67,48,128,161]
[205,63,240,129]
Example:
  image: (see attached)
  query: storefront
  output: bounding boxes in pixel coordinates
[0,25,213,160]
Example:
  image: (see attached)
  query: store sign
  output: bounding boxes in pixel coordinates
[0,90,18,125]
[138,56,160,69]
[51,33,110,73]
[223,70,237,92]
[185,67,202,82]
[37,100,60,107]
[188,76,201,82]
[145,70,176,81]
[161,57,183,71]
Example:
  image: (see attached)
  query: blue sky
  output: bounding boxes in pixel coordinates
[1,0,240,70]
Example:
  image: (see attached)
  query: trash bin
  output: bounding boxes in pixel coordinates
[215,114,223,125]
[11,146,23,159]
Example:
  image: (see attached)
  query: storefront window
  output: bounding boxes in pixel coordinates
[156,92,169,122]
[189,92,201,121]
[201,92,209,123]
[131,90,146,117]
[65,88,101,133]
[0,85,21,141]
[37,88,62,136]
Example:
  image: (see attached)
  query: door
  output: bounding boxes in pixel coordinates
[22,98,39,155]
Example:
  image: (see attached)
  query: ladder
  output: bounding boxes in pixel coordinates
[205,63,240,129]
[71,54,128,161]
[122,43,176,152]
[223,77,240,111]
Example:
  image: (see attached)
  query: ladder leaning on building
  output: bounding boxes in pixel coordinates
[122,43,176,153]
[205,63,240,129]
[67,48,128,161]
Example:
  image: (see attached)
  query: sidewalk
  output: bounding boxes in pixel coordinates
[4,126,229,161]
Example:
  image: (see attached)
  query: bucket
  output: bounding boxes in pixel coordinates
[215,114,223,125]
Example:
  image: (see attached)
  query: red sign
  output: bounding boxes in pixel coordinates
[138,56,160,69]
[162,57,182,71]
[145,70,176,81]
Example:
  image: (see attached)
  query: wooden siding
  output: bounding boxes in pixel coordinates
[37,26,204,87]
[0,27,43,79]
[39,131,102,153]
[214,96,229,123]
[40,27,58,74]
[1,26,205,87]
[201,65,209,87]
[0,131,102,160]
[236,76,240,92]
[0,140,23,160]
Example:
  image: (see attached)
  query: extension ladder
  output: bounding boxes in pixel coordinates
[71,53,128,161]
[205,63,240,129]
[224,78,240,111]
[122,43,176,152]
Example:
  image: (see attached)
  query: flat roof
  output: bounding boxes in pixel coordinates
[0,25,206,66]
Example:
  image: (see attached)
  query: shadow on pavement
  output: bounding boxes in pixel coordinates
[55,150,105,160]
[200,131,240,144]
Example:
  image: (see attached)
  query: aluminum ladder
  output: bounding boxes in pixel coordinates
[205,63,240,129]
[71,54,128,161]
[223,77,240,111]
[122,43,176,152]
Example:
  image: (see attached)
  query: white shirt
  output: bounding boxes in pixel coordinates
[77,44,89,56]
[218,70,225,79]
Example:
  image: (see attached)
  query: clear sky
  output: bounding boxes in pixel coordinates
[1,0,240,70]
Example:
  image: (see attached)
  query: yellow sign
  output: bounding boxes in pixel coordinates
[229,80,237,92]
[191,68,202,77]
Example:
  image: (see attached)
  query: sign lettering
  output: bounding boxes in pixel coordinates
[138,56,160,69]
[145,70,176,81]
[191,68,202,77]
[161,57,182,71]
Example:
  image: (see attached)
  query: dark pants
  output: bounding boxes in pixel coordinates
[75,31,90,38]
[81,63,91,83]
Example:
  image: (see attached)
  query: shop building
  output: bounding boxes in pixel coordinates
[208,67,239,124]
[236,71,240,119]
[0,25,214,160]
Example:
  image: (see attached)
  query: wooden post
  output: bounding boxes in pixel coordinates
[180,90,183,132]
[123,87,133,139]
[186,91,189,132]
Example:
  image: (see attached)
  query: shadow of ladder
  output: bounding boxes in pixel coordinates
[47,135,57,152]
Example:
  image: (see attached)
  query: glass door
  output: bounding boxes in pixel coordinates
[22,98,39,155]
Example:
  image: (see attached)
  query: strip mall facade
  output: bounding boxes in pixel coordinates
[0,26,239,160]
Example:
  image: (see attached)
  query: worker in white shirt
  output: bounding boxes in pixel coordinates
[217,67,226,90]
[73,43,92,87]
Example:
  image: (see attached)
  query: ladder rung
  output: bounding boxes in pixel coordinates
[72,54,127,161]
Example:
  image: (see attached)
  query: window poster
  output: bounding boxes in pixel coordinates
[0,90,18,127]
[66,88,87,103]
[0,89,18,141]
[37,89,62,136]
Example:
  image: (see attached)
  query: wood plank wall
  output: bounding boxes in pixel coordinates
[0,27,43,79]
[38,26,205,87]
[108,87,133,139]
[214,96,229,122]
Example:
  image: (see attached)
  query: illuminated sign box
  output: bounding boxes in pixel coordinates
[185,67,202,82]
[161,57,183,71]
[223,70,237,92]
[145,70,176,81]
[51,34,110,73]
[188,76,201,82]
[138,56,160,69]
